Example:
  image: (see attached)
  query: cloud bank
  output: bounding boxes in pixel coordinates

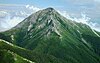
[0,5,40,32]
[58,10,100,32]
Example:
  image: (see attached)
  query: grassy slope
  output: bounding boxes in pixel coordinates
[0,35,100,63]
[0,39,67,63]
[0,50,33,63]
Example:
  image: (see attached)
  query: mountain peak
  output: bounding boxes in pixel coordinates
[0,8,100,63]
[44,7,55,12]
[45,7,55,10]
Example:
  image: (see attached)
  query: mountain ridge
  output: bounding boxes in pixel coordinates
[0,7,100,63]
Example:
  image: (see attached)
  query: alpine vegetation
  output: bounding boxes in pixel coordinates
[0,8,100,63]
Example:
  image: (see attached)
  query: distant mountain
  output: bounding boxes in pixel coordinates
[0,8,100,63]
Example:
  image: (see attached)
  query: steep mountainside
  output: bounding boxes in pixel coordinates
[0,8,100,63]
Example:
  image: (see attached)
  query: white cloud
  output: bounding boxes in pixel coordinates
[89,22,100,31]
[0,5,41,32]
[25,5,40,12]
[6,16,24,28]
[0,11,24,31]
[0,11,8,17]
[58,10,100,32]
[72,13,90,25]
[26,5,30,8]
[0,11,9,28]
[58,10,90,24]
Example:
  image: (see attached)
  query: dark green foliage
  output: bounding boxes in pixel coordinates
[0,50,14,63]
[0,49,31,63]
[82,34,100,55]
[0,33,11,42]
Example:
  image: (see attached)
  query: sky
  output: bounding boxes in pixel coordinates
[0,0,100,32]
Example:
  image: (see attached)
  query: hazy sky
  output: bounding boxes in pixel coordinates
[0,0,100,31]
